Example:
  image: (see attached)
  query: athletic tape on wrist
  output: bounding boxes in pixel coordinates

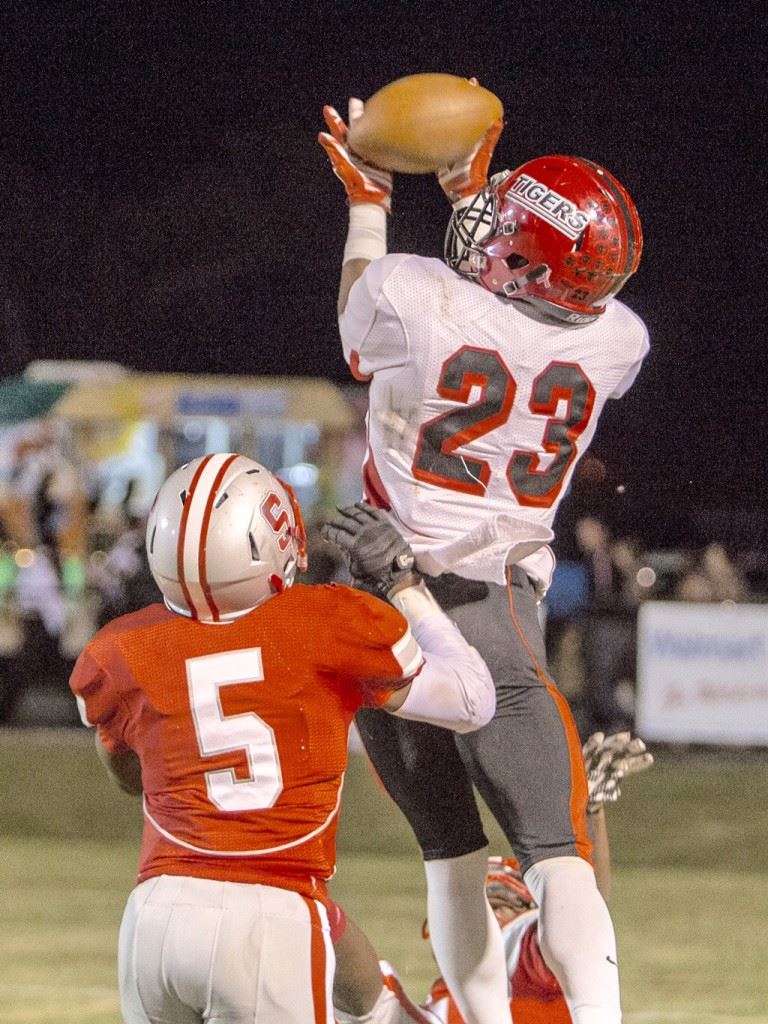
[343,203,387,263]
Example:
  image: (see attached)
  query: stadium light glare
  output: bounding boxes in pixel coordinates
[636,566,656,588]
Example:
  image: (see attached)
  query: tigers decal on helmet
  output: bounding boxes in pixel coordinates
[146,453,307,623]
[445,155,643,323]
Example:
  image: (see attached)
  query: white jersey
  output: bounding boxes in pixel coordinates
[340,254,649,590]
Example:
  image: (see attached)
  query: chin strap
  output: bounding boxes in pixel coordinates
[501,263,551,297]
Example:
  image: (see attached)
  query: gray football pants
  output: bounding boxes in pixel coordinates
[355,566,590,873]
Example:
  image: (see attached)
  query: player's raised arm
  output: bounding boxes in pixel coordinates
[436,112,504,206]
[322,503,495,732]
[318,98,392,315]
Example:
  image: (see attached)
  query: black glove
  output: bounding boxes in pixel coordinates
[321,503,421,601]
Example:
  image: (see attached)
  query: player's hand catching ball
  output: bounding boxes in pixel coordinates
[319,99,393,211]
[583,731,654,813]
[321,503,421,600]
[437,80,504,204]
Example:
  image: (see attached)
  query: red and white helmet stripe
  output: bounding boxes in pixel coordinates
[148,453,305,623]
[176,453,242,622]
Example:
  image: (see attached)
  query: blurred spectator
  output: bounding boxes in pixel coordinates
[574,516,640,735]
[3,422,87,565]
[675,566,714,602]
[90,484,156,627]
[0,422,91,724]
[675,542,748,603]
[0,534,24,721]
[91,529,145,616]
[701,542,748,602]
[610,538,646,608]
[543,560,590,716]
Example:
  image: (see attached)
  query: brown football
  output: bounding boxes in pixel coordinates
[347,73,503,174]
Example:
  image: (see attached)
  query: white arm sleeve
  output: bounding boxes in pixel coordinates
[389,585,495,733]
[609,302,651,399]
[339,254,411,374]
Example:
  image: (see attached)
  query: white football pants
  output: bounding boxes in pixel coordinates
[119,874,335,1024]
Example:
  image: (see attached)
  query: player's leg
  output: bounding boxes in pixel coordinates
[118,876,204,1024]
[524,856,621,1024]
[119,875,335,1024]
[459,688,621,1024]
[423,847,510,1024]
[353,709,510,1024]
[332,888,508,1024]
[446,567,621,1024]
[354,709,486,862]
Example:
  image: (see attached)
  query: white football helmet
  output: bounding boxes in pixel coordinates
[146,453,307,623]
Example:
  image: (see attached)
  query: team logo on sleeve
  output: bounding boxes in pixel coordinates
[509,174,590,240]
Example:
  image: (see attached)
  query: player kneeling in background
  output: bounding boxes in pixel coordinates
[420,732,653,1024]
[69,454,495,1024]
[329,732,652,1024]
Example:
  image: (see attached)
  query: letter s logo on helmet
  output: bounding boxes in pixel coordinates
[146,453,307,623]
[444,154,642,324]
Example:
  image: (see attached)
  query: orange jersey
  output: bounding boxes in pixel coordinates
[70,583,422,903]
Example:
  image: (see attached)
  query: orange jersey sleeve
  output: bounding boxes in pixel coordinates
[69,584,419,903]
[307,583,423,708]
[70,603,170,753]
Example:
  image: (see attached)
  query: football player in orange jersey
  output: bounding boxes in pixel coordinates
[320,89,649,1024]
[70,454,496,1024]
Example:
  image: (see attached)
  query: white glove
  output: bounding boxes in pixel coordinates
[582,731,654,813]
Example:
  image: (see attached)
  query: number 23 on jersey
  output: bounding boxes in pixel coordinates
[412,346,595,508]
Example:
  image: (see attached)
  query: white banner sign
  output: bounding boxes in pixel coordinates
[636,601,768,745]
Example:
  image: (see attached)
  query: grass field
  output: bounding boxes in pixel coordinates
[1,729,767,1023]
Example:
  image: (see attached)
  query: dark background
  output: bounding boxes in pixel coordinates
[1,1,765,549]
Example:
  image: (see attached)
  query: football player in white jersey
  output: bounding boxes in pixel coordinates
[319,91,649,1024]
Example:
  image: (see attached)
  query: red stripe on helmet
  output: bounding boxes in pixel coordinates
[198,453,240,622]
[177,454,214,620]
[275,475,308,572]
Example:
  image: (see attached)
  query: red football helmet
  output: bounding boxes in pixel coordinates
[444,155,642,324]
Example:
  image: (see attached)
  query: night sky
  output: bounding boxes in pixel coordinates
[1,1,765,549]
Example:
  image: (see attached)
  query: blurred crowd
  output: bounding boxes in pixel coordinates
[544,516,764,736]
[0,425,765,732]
[0,423,152,724]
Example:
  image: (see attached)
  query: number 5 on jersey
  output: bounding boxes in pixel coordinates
[187,648,283,812]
